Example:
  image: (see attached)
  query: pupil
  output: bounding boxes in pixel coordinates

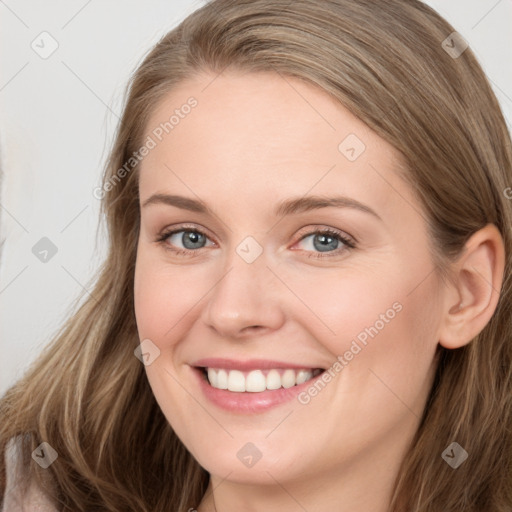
[184,231,204,249]
[314,234,337,252]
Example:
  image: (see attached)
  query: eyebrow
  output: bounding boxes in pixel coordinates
[141,193,382,221]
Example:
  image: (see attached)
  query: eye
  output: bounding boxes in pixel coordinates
[156,226,214,256]
[155,225,356,259]
[294,227,356,259]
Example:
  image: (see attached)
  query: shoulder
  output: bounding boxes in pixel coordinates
[2,436,60,512]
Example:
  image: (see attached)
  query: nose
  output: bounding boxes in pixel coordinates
[200,251,286,339]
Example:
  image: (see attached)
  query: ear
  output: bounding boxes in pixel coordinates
[438,223,505,349]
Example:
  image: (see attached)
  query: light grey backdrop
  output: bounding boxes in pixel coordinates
[1,0,511,395]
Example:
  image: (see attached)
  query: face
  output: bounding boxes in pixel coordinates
[134,70,444,493]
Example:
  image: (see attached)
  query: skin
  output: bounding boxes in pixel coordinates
[133,70,505,512]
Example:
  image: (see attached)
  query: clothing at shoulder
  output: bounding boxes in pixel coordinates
[2,436,59,512]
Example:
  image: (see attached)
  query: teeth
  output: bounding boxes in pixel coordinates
[245,370,266,392]
[207,368,218,388]
[205,368,320,392]
[217,369,228,390]
[266,369,281,390]
[296,369,311,385]
[227,370,245,392]
[281,369,296,388]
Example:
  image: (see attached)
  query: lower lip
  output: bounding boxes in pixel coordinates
[191,366,324,414]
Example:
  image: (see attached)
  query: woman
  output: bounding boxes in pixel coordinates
[1,0,511,510]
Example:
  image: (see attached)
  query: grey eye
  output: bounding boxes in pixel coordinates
[168,230,209,250]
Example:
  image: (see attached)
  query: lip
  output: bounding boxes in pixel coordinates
[189,359,326,414]
[192,357,324,372]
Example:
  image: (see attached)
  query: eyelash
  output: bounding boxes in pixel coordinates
[155,224,356,259]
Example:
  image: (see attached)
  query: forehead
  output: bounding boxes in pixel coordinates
[138,70,407,215]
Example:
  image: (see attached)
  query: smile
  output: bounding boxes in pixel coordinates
[203,367,324,392]
[191,358,328,413]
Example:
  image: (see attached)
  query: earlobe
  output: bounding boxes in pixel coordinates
[438,224,505,350]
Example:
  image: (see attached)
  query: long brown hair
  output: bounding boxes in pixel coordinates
[1,1,511,510]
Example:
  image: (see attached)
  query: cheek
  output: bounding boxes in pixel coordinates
[133,251,206,347]
[326,270,441,421]
[292,262,441,401]
[374,279,441,393]
[133,254,209,449]
[284,265,410,354]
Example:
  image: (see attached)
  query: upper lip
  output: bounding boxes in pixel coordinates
[191,358,325,371]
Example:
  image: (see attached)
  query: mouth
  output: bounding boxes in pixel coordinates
[196,366,325,392]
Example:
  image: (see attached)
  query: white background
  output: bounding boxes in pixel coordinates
[1,0,511,395]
